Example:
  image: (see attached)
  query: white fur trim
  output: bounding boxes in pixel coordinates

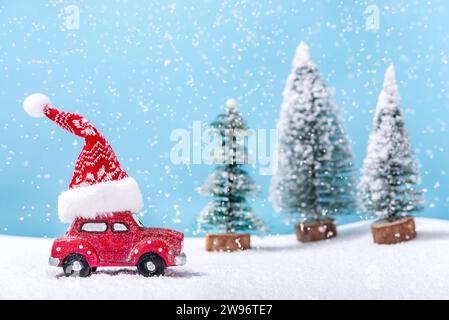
[23,93,51,118]
[58,177,143,223]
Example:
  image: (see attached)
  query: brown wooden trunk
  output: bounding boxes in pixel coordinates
[295,219,337,242]
[371,216,416,244]
[205,233,251,252]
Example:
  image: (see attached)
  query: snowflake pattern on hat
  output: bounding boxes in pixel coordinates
[23,93,143,223]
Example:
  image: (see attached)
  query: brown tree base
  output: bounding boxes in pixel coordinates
[205,233,251,252]
[295,219,337,242]
[371,216,416,244]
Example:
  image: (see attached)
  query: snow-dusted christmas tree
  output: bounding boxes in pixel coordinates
[270,42,355,230]
[359,64,423,224]
[197,99,265,247]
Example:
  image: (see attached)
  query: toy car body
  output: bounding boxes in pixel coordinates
[49,212,186,277]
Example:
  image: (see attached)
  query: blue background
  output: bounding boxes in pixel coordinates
[0,0,448,238]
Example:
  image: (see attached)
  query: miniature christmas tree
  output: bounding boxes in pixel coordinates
[270,42,355,241]
[359,64,423,244]
[197,99,265,251]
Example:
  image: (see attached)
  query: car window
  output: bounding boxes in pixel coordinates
[80,222,107,233]
[132,214,144,228]
[112,223,128,232]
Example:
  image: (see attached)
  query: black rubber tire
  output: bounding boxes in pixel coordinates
[62,253,92,277]
[91,267,98,272]
[137,253,166,277]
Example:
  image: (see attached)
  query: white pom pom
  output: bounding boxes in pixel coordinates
[226,98,237,110]
[23,93,51,118]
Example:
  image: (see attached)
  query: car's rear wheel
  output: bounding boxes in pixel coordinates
[137,253,166,277]
[62,253,91,277]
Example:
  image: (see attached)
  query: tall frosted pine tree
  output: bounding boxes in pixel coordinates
[359,64,423,221]
[270,42,355,224]
[197,99,266,234]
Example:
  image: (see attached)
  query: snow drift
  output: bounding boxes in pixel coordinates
[1,218,449,299]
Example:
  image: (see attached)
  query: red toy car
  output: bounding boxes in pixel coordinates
[48,212,186,277]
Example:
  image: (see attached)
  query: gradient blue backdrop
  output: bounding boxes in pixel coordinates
[1,0,448,238]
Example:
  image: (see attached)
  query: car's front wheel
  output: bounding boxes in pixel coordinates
[137,253,166,277]
[62,253,91,277]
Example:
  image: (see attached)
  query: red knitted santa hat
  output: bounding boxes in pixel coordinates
[23,93,143,223]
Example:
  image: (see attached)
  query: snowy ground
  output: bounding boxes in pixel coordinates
[1,217,449,299]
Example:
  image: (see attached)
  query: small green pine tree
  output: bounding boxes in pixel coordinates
[270,42,356,222]
[359,64,423,221]
[197,99,266,234]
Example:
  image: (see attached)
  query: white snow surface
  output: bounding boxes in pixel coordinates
[1,217,449,300]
